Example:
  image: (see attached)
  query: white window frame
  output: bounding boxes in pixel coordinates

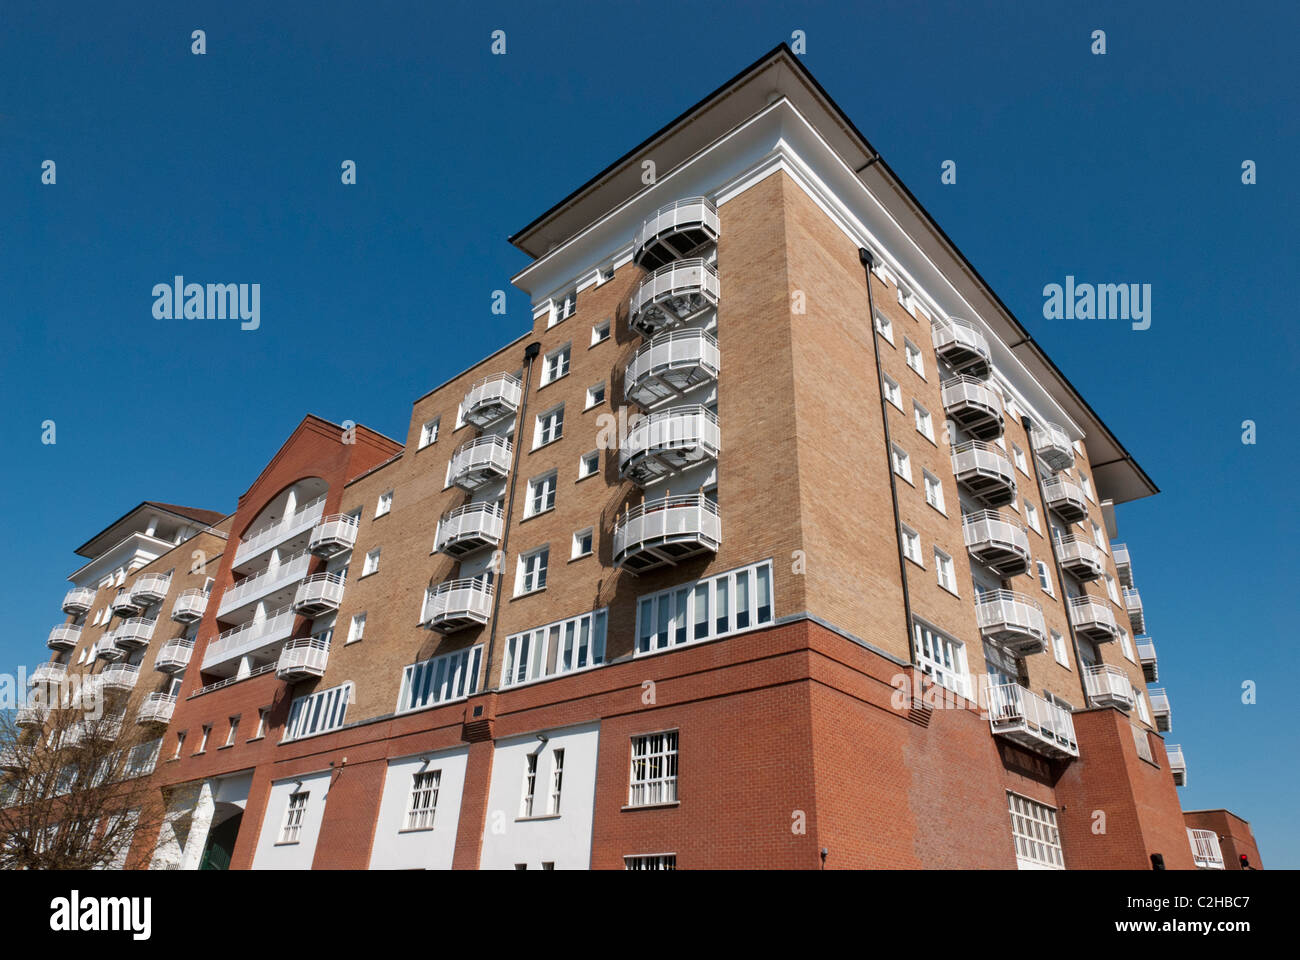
[362,548,381,577]
[923,471,946,513]
[572,527,594,559]
[541,344,571,385]
[548,748,565,815]
[1025,500,1041,534]
[904,338,925,377]
[913,621,970,698]
[418,418,440,450]
[874,310,894,345]
[914,401,935,442]
[1007,792,1064,869]
[375,490,393,518]
[891,444,912,484]
[578,450,599,480]
[278,791,309,845]
[1012,444,1028,475]
[901,524,923,566]
[591,319,611,345]
[882,374,902,410]
[585,382,606,409]
[515,547,549,596]
[525,471,558,518]
[397,645,483,713]
[1036,561,1054,597]
[550,292,576,327]
[501,609,607,687]
[629,731,678,807]
[934,548,958,595]
[1051,630,1069,668]
[520,753,538,818]
[404,769,441,832]
[346,612,366,644]
[283,682,353,742]
[534,404,564,448]
[633,561,774,657]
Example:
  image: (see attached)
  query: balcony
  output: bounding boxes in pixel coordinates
[113,617,157,651]
[30,662,67,686]
[309,514,359,559]
[614,493,721,573]
[931,317,991,377]
[632,197,720,271]
[171,588,209,623]
[1136,637,1158,683]
[461,373,522,428]
[16,703,48,728]
[47,623,81,651]
[1054,535,1105,581]
[1043,476,1088,523]
[232,494,327,572]
[62,586,95,615]
[624,329,721,409]
[1167,744,1187,786]
[1030,421,1075,472]
[1148,687,1172,732]
[1069,595,1121,643]
[200,605,297,675]
[619,405,721,485]
[154,638,194,675]
[110,592,142,618]
[99,662,140,694]
[986,682,1078,759]
[449,436,513,492]
[137,692,177,727]
[1124,587,1145,633]
[1188,828,1224,869]
[628,258,721,339]
[962,510,1031,576]
[975,589,1047,656]
[276,636,331,681]
[292,573,346,616]
[950,441,1017,508]
[130,573,172,607]
[1083,663,1132,709]
[941,376,1004,441]
[423,578,494,634]
[1112,543,1133,588]
[216,550,312,619]
[435,502,504,558]
[94,635,123,662]
[0,745,23,771]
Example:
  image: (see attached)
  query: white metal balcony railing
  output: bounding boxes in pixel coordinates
[129,572,172,606]
[461,373,523,429]
[1124,587,1145,632]
[309,514,360,559]
[941,375,1004,442]
[1136,637,1158,682]
[94,635,123,662]
[217,550,312,619]
[292,573,346,616]
[624,328,721,409]
[628,257,721,338]
[975,589,1048,656]
[1112,543,1133,588]
[435,502,505,558]
[1083,663,1133,709]
[1042,475,1088,523]
[201,605,297,673]
[1167,744,1187,786]
[1054,535,1105,581]
[171,588,209,623]
[30,662,67,686]
[0,744,25,770]
[154,637,195,674]
[137,692,177,726]
[47,623,82,651]
[962,510,1031,576]
[1030,421,1075,473]
[985,681,1079,759]
[232,494,327,570]
[62,586,95,614]
[110,592,142,617]
[1069,595,1121,643]
[632,197,720,271]
[423,578,494,633]
[613,493,722,573]
[619,404,721,485]
[15,701,48,728]
[931,317,991,377]
[113,616,157,651]
[1148,687,1172,732]
[276,636,331,681]
[950,441,1017,508]
[449,435,513,492]
[99,662,140,693]
[1187,828,1224,869]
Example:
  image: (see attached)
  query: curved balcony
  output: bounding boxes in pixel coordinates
[62,586,95,615]
[975,589,1047,656]
[1069,595,1120,643]
[962,510,1031,576]
[449,436,513,492]
[110,592,142,618]
[1055,535,1105,581]
[171,588,209,623]
[1148,687,1171,732]
[950,441,1017,508]
[985,681,1078,759]
[423,578,493,634]
[613,493,721,573]
[1083,663,1132,709]
[309,514,359,559]
[216,550,312,619]
[130,573,172,607]
[462,373,523,429]
[632,197,720,271]
[137,693,177,727]
[1136,637,1158,683]
[932,317,991,377]
[277,636,331,681]
[1112,543,1133,588]
[94,635,123,662]
[113,617,157,651]
[1167,744,1187,786]
[15,702,48,728]
[619,405,720,486]
[1030,421,1074,473]
[0,745,24,771]
[941,376,1004,441]
[99,662,140,693]
[624,329,720,410]
[1124,587,1145,633]
[200,605,296,675]
[1043,475,1088,523]
[628,258,720,339]
[154,638,194,675]
[30,662,67,686]
[435,502,504,558]
[47,623,82,651]
[232,494,327,572]
[292,573,345,616]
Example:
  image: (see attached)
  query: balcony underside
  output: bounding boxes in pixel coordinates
[452,463,508,492]
[967,541,1031,577]
[1060,554,1104,581]
[620,442,717,486]
[935,341,990,379]
[439,530,498,559]
[634,225,716,272]
[616,531,720,573]
[1046,495,1088,523]
[309,534,354,559]
[982,626,1047,657]
[427,610,488,634]
[990,717,1078,760]
[946,402,1003,442]
[626,362,717,410]
[955,472,1016,508]
[1074,621,1119,644]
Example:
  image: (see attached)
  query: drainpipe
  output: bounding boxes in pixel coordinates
[859,248,916,668]
[481,341,542,693]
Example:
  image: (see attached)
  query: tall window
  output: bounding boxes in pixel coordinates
[419,418,440,449]
[516,547,549,595]
[1012,444,1028,474]
[934,548,957,594]
[405,770,440,831]
[1007,793,1064,869]
[279,791,309,844]
[901,524,923,565]
[914,402,935,442]
[398,645,482,713]
[550,292,576,326]
[347,612,367,644]
[882,374,902,409]
[549,749,565,815]
[629,732,678,806]
[534,405,564,447]
[526,472,557,517]
[874,310,894,344]
[923,471,945,512]
[541,344,571,384]
[1051,630,1069,668]
[913,622,969,697]
[1036,560,1054,596]
[362,548,381,576]
[375,490,393,518]
[635,561,773,655]
[521,754,538,817]
[891,444,912,483]
[1025,501,1040,533]
[1104,573,1119,603]
[904,339,924,376]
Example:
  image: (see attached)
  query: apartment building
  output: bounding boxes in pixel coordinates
[7,46,1252,870]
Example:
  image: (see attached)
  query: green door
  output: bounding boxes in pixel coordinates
[199,812,242,870]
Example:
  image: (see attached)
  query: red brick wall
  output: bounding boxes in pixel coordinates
[1184,809,1263,870]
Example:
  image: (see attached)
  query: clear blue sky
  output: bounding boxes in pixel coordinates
[2,1,1295,866]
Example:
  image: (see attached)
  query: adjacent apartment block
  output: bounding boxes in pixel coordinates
[5,46,1256,870]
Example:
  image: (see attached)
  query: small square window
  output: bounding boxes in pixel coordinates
[572,528,594,559]
[375,490,393,518]
[578,450,599,479]
[596,266,615,285]
[347,612,367,644]
[418,418,440,450]
[591,320,611,346]
[362,548,381,577]
[585,383,606,409]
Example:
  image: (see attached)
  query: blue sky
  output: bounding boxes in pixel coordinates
[1,1,1295,865]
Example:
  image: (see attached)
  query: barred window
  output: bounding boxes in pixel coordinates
[625,854,676,870]
[405,770,441,831]
[1007,792,1064,869]
[279,791,309,845]
[629,731,678,807]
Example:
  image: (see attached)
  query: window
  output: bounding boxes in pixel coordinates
[362,548,381,576]
[374,490,393,518]
[1007,793,1064,869]
[1131,721,1154,760]
[398,645,482,712]
[418,418,440,449]
[1051,630,1069,668]
[882,374,902,409]
[1091,522,1107,553]
[196,725,211,754]
[914,402,935,442]
[172,732,186,760]
[1036,561,1054,596]
[923,471,945,513]
[625,854,677,870]
[901,525,923,566]
[279,791,309,845]
[874,310,894,345]
[1012,444,1028,474]
[534,405,564,448]
[1104,573,1119,604]
[1120,629,1135,662]
[1134,692,1152,726]
[934,548,958,594]
[891,444,912,484]
[542,862,555,870]
[283,682,353,741]
[585,382,606,409]
[253,708,268,740]
[502,609,607,687]
[591,319,611,345]
[347,612,367,644]
[224,717,239,747]
[629,731,678,806]
[1025,501,1041,533]
[550,292,576,326]
[635,561,773,655]
[596,265,615,285]
[526,471,557,517]
[904,339,924,376]
[578,450,599,479]
[1080,473,1094,502]
[549,749,564,815]
[405,770,440,831]
[516,547,549,596]
[521,754,538,817]
[913,621,969,697]
[541,344,571,385]
[898,286,918,317]
[572,527,593,559]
